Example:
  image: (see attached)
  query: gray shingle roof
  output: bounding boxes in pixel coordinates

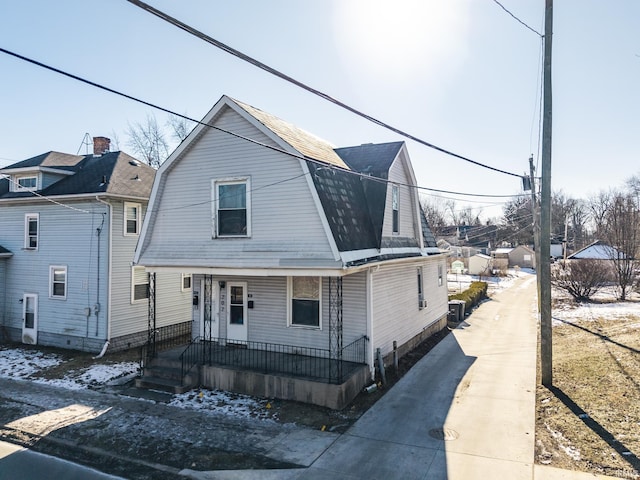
[0,151,154,200]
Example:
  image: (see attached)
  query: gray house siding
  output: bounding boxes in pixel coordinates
[382,154,420,242]
[372,257,448,357]
[189,272,368,351]
[141,107,335,268]
[41,172,67,190]
[0,200,110,351]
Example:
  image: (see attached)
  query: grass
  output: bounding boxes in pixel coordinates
[535,309,640,478]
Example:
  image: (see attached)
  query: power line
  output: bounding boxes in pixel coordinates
[126,0,524,180]
[0,47,527,207]
[490,0,543,37]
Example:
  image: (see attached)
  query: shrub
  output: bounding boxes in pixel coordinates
[449,281,488,310]
[551,259,610,302]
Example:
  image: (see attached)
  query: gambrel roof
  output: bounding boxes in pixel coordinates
[0,151,154,200]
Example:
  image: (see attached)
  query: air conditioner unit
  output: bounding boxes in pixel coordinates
[418,294,427,310]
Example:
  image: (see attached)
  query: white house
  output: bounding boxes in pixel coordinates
[0,138,190,353]
[134,96,449,408]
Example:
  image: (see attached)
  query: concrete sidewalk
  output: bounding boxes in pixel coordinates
[193,274,622,480]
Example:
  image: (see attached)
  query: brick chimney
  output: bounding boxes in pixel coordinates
[93,136,111,156]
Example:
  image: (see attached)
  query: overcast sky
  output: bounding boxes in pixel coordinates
[1,1,638,220]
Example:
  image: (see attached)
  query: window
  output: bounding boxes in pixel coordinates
[49,265,67,299]
[15,175,38,192]
[181,274,192,292]
[229,284,245,326]
[132,266,149,302]
[392,185,399,234]
[24,213,39,249]
[438,265,443,287]
[288,277,321,328]
[214,178,250,237]
[417,267,426,309]
[124,202,141,236]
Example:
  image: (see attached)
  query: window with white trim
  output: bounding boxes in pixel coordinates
[124,202,141,236]
[392,184,399,234]
[14,174,38,192]
[213,178,250,237]
[24,213,39,249]
[181,273,192,292]
[288,277,321,328]
[50,265,67,299]
[131,266,149,302]
[438,265,443,287]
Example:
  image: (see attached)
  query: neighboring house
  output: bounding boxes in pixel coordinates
[468,253,492,275]
[450,260,465,274]
[509,245,535,269]
[492,247,512,272]
[567,240,625,260]
[0,138,191,353]
[134,95,449,409]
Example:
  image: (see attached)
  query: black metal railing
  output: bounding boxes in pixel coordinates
[140,321,192,375]
[179,335,368,385]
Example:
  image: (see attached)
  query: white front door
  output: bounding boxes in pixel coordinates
[199,278,219,340]
[226,282,248,343]
[22,294,38,345]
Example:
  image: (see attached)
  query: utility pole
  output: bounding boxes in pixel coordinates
[540,0,553,387]
[529,156,541,310]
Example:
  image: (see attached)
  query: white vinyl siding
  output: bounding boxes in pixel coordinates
[24,213,39,249]
[124,202,141,236]
[383,156,419,240]
[49,265,67,299]
[131,266,149,303]
[372,259,448,356]
[137,107,335,267]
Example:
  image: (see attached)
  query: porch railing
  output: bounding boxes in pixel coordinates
[179,335,368,385]
[140,321,192,375]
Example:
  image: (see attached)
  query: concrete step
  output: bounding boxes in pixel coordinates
[135,375,195,395]
[143,365,183,381]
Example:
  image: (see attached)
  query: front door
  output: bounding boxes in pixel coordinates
[22,294,38,345]
[199,277,219,340]
[226,282,247,343]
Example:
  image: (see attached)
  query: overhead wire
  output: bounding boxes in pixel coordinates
[0,47,527,214]
[490,0,543,37]
[125,0,524,180]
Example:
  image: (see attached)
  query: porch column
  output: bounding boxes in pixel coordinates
[148,272,157,358]
[203,275,213,365]
[329,276,343,382]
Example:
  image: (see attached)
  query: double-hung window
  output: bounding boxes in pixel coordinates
[24,213,39,249]
[214,178,250,237]
[392,184,399,234]
[288,277,321,328]
[131,266,149,302]
[124,202,141,236]
[50,265,67,299]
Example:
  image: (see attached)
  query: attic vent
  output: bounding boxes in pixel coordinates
[129,160,140,167]
[99,175,107,186]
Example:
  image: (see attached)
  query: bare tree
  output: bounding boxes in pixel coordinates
[602,191,639,300]
[587,190,612,240]
[167,114,195,144]
[420,196,449,238]
[126,114,170,168]
[551,259,610,302]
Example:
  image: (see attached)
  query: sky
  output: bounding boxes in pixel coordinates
[0,0,638,221]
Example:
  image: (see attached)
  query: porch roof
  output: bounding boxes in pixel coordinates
[0,245,12,258]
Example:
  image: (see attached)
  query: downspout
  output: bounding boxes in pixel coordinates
[366,267,375,379]
[94,196,112,358]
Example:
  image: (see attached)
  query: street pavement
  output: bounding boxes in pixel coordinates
[0,273,626,479]
[186,273,623,480]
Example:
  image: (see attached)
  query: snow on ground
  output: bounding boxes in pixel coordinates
[552,286,640,326]
[0,346,271,418]
[447,268,533,295]
[0,348,62,379]
[169,389,273,421]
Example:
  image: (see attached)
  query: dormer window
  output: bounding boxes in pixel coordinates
[14,174,39,192]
